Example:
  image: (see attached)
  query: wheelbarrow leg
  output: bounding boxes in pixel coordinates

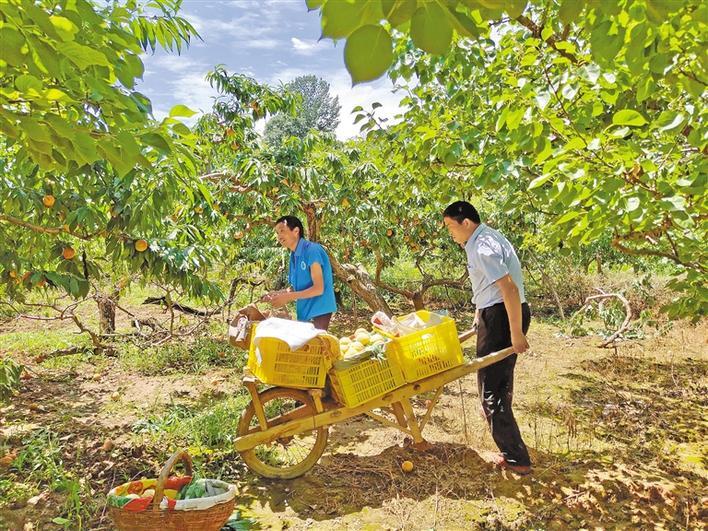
[243,377,268,430]
[308,389,324,414]
[399,398,432,450]
[391,402,409,429]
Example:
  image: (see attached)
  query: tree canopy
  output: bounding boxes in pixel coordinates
[264,75,341,146]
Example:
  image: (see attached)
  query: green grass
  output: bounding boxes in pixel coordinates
[132,392,251,449]
[6,428,95,529]
[0,329,92,357]
[0,479,38,508]
[117,336,247,375]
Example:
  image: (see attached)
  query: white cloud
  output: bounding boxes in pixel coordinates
[328,70,405,140]
[291,37,318,56]
[267,67,311,86]
[245,38,281,50]
[142,54,205,76]
[186,10,280,41]
[151,71,217,121]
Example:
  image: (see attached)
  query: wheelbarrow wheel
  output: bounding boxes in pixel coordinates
[237,387,328,479]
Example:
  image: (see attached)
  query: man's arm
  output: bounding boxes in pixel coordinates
[495,274,529,354]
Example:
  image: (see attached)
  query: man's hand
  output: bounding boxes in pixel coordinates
[511,330,529,354]
[263,290,293,308]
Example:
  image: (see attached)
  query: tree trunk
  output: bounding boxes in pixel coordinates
[97,296,116,335]
[412,292,425,311]
[328,252,392,315]
[539,269,566,320]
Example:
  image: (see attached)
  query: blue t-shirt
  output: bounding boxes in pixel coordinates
[288,238,337,321]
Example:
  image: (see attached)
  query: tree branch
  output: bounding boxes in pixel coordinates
[0,214,106,240]
[516,15,580,64]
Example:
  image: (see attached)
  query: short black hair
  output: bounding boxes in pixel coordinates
[443,201,481,224]
[275,215,306,238]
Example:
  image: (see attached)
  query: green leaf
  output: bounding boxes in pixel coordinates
[556,210,581,224]
[636,77,655,103]
[0,28,26,66]
[529,173,553,189]
[72,131,100,164]
[344,25,393,84]
[411,3,453,55]
[477,0,505,8]
[646,0,683,24]
[612,109,647,127]
[322,0,364,39]
[49,15,79,41]
[15,74,43,93]
[447,11,481,39]
[57,41,110,69]
[45,88,69,101]
[626,197,641,212]
[506,108,525,130]
[655,111,685,132]
[506,0,527,18]
[564,137,586,151]
[382,0,418,26]
[169,104,197,118]
[590,21,623,65]
[559,0,585,24]
[662,196,686,212]
[306,0,324,9]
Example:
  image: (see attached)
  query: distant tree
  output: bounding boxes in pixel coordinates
[264,75,341,145]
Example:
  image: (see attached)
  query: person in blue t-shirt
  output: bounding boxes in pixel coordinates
[261,215,337,330]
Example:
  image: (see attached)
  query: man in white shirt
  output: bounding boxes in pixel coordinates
[443,201,532,475]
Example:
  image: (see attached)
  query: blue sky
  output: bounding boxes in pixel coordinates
[138,0,403,139]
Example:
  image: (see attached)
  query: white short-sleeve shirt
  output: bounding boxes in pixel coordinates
[464,224,526,309]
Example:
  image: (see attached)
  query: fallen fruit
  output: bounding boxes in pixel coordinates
[110,392,120,401]
[0,450,18,468]
[42,194,55,208]
[100,438,115,452]
[401,460,414,473]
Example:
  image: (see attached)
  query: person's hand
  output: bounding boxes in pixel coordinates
[264,290,292,308]
[511,330,529,354]
[471,317,479,333]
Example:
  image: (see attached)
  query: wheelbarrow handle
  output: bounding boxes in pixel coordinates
[457,323,478,344]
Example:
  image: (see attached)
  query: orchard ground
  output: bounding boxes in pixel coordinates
[0,289,705,530]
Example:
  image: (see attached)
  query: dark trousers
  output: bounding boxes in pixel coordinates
[311,313,332,331]
[476,302,531,466]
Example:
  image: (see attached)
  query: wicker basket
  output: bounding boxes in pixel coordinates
[108,450,236,531]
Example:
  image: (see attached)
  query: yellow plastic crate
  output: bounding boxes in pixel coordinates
[329,353,405,408]
[248,330,339,389]
[378,310,464,383]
